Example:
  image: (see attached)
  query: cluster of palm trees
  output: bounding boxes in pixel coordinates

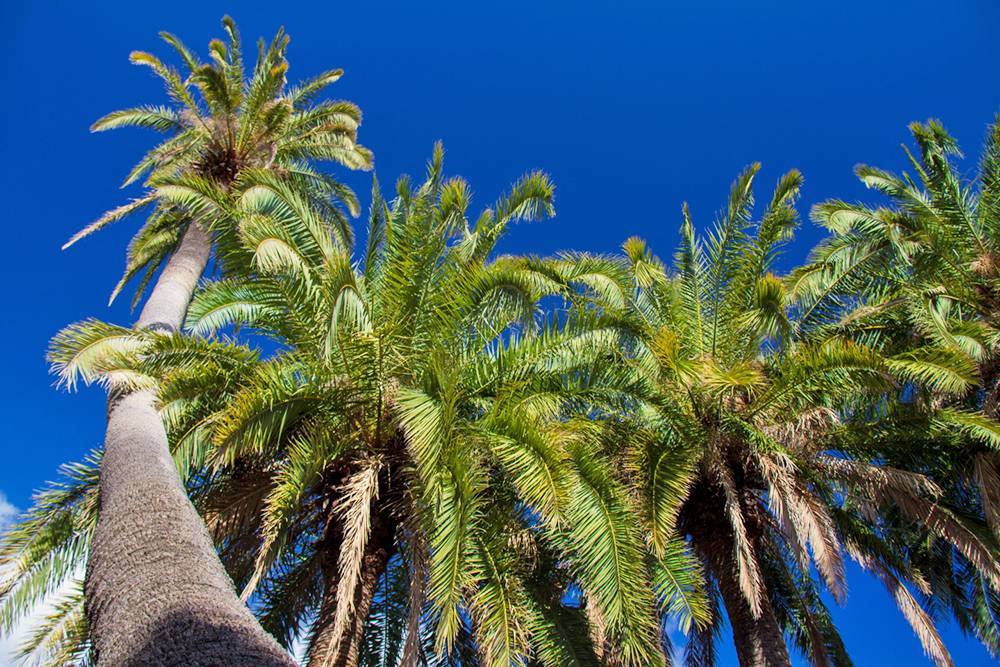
[1,18,998,667]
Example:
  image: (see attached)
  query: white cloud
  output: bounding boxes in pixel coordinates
[0,493,17,534]
[0,493,21,666]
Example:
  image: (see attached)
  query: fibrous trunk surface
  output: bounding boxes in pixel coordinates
[308,513,393,667]
[687,486,792,667]
[85,224,296,666]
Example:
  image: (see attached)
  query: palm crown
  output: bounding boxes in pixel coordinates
[162,146,672,666]
[790,118,1000,658]
[7,49,1000,665]
[65,16,372,307]
[558,165,1000,666]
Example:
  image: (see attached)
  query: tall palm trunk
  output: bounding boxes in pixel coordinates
[308,513,394,667]
[85,223,295,666]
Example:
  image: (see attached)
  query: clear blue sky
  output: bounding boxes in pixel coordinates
[3,1,998,664]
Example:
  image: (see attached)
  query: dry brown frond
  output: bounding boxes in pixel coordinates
[763,407,838,454]
[325,458,383,664]
[758,453,809,572]
[790,484,845,601]
[828,454,1000,587]
[850,546,954,667]
[758,453,846,601]
[817,456,942,500]
[971,252,996,278]
[883,488,1000,590]
[712,455,764,618]
[199,467,273,541]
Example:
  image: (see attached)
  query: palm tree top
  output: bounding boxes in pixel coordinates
[62,16,373,308]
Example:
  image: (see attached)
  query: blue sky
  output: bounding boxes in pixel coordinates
[2,0,999,664]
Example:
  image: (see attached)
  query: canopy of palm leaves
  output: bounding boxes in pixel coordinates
[547,164,1000,666]
[13,147,679,666]
[4,63,1000,666]
[789,118,1000,658]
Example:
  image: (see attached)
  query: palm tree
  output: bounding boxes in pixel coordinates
[25,148,672,666]
[553,165,1000,666]
[0,454,98,665]
[12,18,372,665]
[141,147,665,667]
[789,117,1000,657]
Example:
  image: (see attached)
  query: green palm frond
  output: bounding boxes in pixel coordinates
[63,17,371,309]
[0,454,99,641]
[47,319,153,391]
[565,437,663,666]
[652,537,711,635]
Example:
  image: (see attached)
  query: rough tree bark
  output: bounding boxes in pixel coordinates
[307,513,393,667]
[85,223,296,666]
[711,553,791,667]
[691,519,791,667]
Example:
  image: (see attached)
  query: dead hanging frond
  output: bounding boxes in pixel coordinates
[822,456,1000,589]
[199,466,273,542]
[763,406,839,454]
[710,454,764,617]
[324,458,383,665]
[584,593,610,664]
[849,546,953,667]
[758,453,846,601]
[970,251,997,279]
[817,456,943,501]
[789,482,846,602]
[901,497,1000,590]
[759,454,809,573]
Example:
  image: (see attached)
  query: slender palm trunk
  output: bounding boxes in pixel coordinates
[684,479,790,667]
[85,223,295,666]
[308,514,393,667]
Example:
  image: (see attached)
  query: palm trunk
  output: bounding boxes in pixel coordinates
[308,514,393,667]
[85,223,295,666]
[712,554,790,667]
[691,521,791,667]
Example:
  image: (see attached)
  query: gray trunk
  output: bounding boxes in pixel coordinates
[85,223,296,666]
[135,222,212,332]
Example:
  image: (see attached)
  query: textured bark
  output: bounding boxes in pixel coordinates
[712,553,790,667]
[134,223,212,332]
[307,527,344,667]
[307,514,393,667]
[691,519,791,667]
[85,223,296,666]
